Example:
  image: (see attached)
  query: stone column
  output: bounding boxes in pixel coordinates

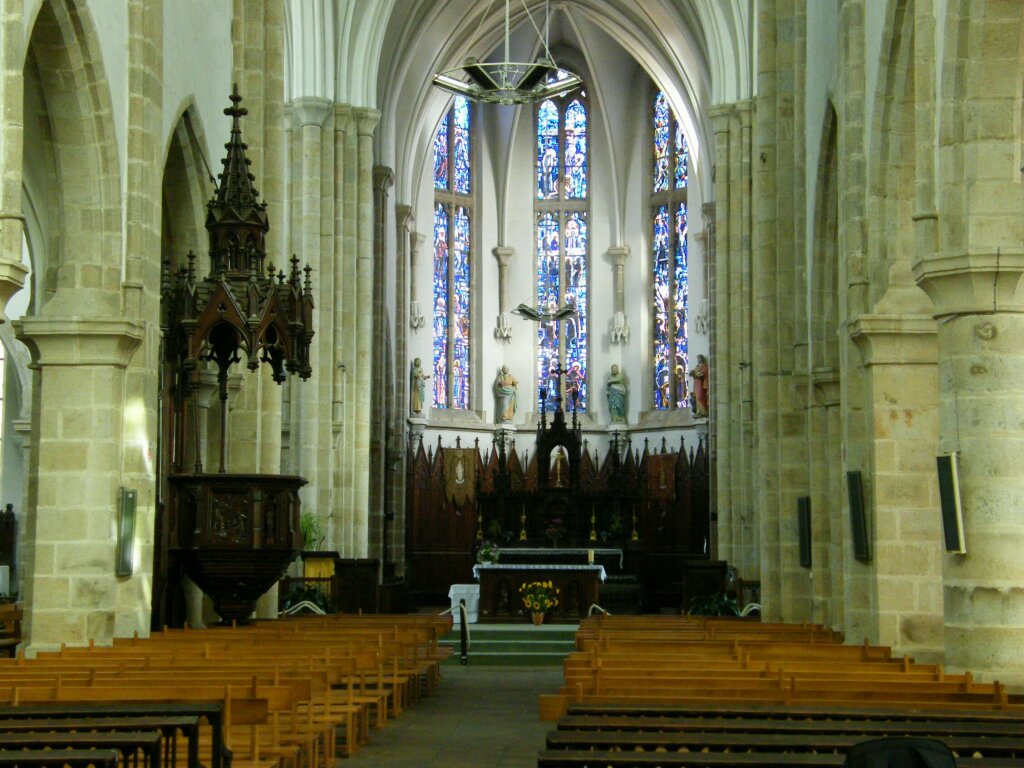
[493,246,514,341]
[607,246,630,344]
[0,0,29,316]
[368,165,393,562]
[291,97,332,536]
[708,100,753,576]
[13,318,143,650]
[914,260,1024,683]
[332,106,355,555]
[352,108,380,559]
[409,232,426,330]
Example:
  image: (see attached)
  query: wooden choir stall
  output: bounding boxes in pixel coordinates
[405,390,710,621]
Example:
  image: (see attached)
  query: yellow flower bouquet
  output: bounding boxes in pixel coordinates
[519,580,560,613]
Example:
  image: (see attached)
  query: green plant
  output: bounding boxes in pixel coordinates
[476,539,500,563]
[299,511,324,550]
[687,591,739,617]
[282,583,330,613]
[519,580,560,613]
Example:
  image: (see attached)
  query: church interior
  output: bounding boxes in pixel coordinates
[0,0,1021,730]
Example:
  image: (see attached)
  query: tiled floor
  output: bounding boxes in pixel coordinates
[345,664,561,767]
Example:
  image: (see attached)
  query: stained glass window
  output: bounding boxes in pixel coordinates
[534,86,589,411]
[651,91,689,410]
[432,96,473,409]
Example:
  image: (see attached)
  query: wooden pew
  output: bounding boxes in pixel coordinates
[0,748,122,768]
[0,731,161,768]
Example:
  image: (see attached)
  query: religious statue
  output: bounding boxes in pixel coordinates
[410,357,430,414]
[690,354,709,417]
[606,364,628,423]
[493,365,518,423]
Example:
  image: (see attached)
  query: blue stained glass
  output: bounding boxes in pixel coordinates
[536,213,561,407]
[564,100,587,200]
[434,112,449,190]
[563,212,588,409]
[453,96,471,194]
[432,204,449,408]
[652,205,671,410]
[675,123,688,189]
[537,101,560,199]
[673,202,689,408]
[653,92,670,193]
[452,207,471,409]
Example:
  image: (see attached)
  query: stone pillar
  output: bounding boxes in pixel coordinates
[14,318,143,650]
[493,246,514,341]
[607,246,630,344]
[914,259,1024,683]
[0,0,29,316]
[849,317,943,660]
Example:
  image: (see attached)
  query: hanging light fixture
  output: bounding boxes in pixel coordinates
[432,0,582,105]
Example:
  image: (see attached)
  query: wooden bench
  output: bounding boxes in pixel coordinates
[0,731,161,768]
[0,748,122,768]
[0,604,23,659]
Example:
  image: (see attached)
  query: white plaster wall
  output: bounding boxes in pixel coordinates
[162,0,233,165]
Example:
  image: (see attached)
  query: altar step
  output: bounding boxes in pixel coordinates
[440,623,578,667]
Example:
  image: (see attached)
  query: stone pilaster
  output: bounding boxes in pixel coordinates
[849,315,943,661]
[809,372,841,627]
[708,100,753,576]
[13,318,143,650]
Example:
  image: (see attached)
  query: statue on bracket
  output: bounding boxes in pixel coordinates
[690,354,709,417]
[606,364,628,423]
[493,365,518,423]
[410,357,430,414]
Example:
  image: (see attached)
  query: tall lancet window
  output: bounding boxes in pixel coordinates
[651,91,689,410]
[432,95,472,409]
[535,87,589,410]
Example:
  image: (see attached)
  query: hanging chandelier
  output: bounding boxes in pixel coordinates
[432,0,582,105]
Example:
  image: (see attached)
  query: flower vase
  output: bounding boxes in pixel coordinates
[531,612,545,626]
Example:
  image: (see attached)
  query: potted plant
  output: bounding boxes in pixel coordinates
[476,539,500,564]
[520,580,560,625]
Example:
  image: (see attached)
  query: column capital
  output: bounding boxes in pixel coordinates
[373,165,394,193]
[396,204,413,231]
[0,257,29,315]
[492,245,514,266]
[333,104,353,132]
[354,107,381,137]
[292,96,333,127]
[913,250,1024,317]
[848,313,937,365]
[14,317,143,367]
[810,368,840,407]
[606,246,630,267]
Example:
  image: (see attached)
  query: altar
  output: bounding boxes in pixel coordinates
[473,563,605,622]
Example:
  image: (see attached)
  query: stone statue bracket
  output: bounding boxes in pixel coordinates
[694,299,710,335]
[409,300,425,330]
[610,311,630,344]
[494,313,512,341]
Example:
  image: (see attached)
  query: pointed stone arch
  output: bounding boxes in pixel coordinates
[23,0,122,317]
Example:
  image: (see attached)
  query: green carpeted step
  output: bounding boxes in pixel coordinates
[440,623,578,666]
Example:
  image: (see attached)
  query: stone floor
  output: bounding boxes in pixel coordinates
[345,664,561,767]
